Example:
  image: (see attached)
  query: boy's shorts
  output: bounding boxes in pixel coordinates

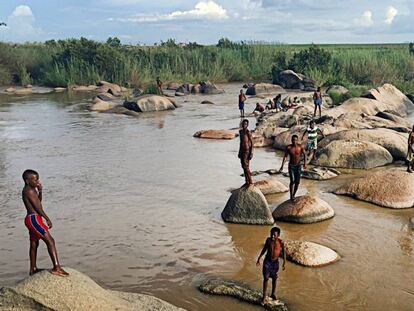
[24,214,48,241]
[239,102,245,110]
[314,99,322,106]
[263,258,279,279]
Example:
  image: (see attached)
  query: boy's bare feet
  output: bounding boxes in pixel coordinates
[270,294,277,300]
[51,267,69,277]
[29,267,43,276]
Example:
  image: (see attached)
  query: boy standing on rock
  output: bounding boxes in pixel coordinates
[22,169,68,277]
[256,227,286,305]
[313,87,322,118]
[302,120,324,163]
[279,135,307,201]
[407,126,414,172]
[238,119,253,187]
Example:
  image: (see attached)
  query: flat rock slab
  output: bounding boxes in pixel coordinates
[334,169,414,208]
[0,268,184,311]
[194,129,238,140]
[284,241,340,267]
[302,167,340,181]
[222,186,274,225]
[199,279,288,311]
[272,195,335,224]
[254,178,288,195]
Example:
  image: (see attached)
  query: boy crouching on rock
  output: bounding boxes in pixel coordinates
[256,227,286,305]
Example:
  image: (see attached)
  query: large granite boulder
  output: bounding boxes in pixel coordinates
[193,129,238,140]
[167,82,181,90]
[272,70,316,90]
[254,178,288,195]
[96,81,123,95]
[123,95,175,112]
[314,140,393,169]
[284,240,340,267]
[327,85,349,94]
[272,195,335,224]
[332,112,408,132]
[0,268,184,311]
[222,186,274,225]
[334,169,414,208]
[376,111,412,129]
[199,81,224,94]
[90,98,117,112]
[246,83,285,95]
[199,279,288,311]
[319,128,408,160]
[362,84,412,113]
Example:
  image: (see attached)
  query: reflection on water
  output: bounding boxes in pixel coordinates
[0,85,414,311]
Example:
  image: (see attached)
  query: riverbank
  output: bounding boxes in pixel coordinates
[0,83,414,310]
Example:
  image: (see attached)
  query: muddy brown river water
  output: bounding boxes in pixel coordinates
[0,84,413,311]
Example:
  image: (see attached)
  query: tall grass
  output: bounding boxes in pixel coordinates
[0,39,413,93]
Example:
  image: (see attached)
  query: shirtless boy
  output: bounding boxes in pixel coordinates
[407,126,414,173]
[313,87,322,118]
[279,135,307,201]
[238,119,253,187]
[238,90,247,118]
[256,227,286,305]
[22,169,68,276]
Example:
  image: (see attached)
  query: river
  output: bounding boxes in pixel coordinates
[0,84,413,311]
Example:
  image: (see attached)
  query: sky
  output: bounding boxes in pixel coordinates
[0,0,413,44]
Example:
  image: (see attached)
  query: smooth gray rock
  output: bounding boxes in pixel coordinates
[284,240,340,267]
[272,195,335,224]
[199,279,288,311]
[124,95,176,112]
[222,186,274,225]
[0,268,185,311]
[302,167,340,180]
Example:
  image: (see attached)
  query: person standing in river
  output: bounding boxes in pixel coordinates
[313,87,322,118]
[279,135,307,201]
[407,126,414,172]
[238,89,247,118]
[238,119,253,187]
[256,227,286,305]
[22,169,68,277]
[156,77,163,95]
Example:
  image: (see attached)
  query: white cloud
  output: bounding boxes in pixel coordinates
[385,6,398,24]
[355,10,373,27]
[12,5,33,17]
[114,0,228,23]
[0,5,43,42]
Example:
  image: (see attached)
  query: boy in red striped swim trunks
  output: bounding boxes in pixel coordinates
[22,169,68,277]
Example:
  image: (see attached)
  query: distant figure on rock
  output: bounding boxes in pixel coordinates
[22,170,68,277]
[256,227,286,305]
[156,77,163,95]
[302,120,324,163]
[313,87,322,118]
[238,89,247,118]
[252,102,265,114]
[407,126,414,173]
[279,135,307,201]
[273,94,282,112]
[238,119,253,187]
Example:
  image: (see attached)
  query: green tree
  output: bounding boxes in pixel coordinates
[289,45,332,73]
[106,37,121,48]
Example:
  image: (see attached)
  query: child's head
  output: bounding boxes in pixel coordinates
[241,119,249,129]
[310,120,315,127]
[317,87,321,92]
[22,169,39,187]
[270,227,281,238]
[240,89,244,94]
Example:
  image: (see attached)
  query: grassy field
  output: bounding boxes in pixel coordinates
[0,38,413,94]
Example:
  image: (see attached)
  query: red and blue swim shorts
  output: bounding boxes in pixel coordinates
[24,214,49,241]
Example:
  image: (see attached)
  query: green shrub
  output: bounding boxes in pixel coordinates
[143,84,162,95]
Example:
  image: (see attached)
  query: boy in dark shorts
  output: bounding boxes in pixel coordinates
[313,87,322,118]
[279,135,307,201]
[22,169,68,277]
[238,89,247,118]
[238,119,254,187]
[256,227,286,305]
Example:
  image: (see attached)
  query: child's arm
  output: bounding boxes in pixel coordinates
[256,239,268,266]
[247,130,254,159]
[279,148,288,172]
[282,240,286,270]
[26,189,52,228]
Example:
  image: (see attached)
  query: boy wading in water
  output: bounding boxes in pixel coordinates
[22,170,68,277]
[238,119,253,187]
[313,87,322,118]
[407,126,414,173]
[301,120,324,163]
[238,89,247,118]
[279,135,307,201]
[256,227,286,305]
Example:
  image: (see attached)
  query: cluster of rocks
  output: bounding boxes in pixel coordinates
[0,268,185,311]
[167,81,224,96]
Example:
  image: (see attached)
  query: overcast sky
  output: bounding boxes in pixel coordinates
[0,0,413,44]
